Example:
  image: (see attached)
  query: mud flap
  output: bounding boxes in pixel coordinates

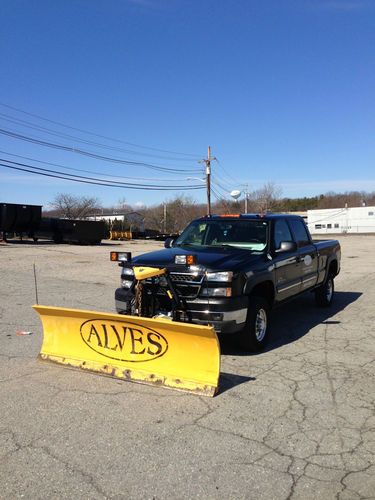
[33,305,220,396]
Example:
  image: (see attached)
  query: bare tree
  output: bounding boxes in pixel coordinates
[249,182,282,213]
[115,197,131,212]
[212,197,241,214]
[49,194,101,219]
[141,195,204,234]
[141,204,165,232]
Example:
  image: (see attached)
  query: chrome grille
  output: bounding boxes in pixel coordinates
[140,272,203,299]
[170,273,203,283]
[175,284,200,298]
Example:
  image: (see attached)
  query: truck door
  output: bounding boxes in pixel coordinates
[288,218,318,292]
[273,218,301,301]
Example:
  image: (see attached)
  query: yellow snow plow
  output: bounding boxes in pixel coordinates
[33,305,220,396]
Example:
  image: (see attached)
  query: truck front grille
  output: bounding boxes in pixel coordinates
[137,271,204,300]
[170,273,203,283]
[175,284,200,299]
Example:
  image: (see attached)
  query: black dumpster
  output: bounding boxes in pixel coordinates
[0,203,42,232]
[35,218,107,244]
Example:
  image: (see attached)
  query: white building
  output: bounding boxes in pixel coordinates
[87,211,144,231]
[307,206,375,234]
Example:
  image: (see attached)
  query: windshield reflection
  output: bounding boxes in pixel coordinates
[175,219,268,252]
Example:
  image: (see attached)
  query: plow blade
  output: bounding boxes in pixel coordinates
[33,305,220,396]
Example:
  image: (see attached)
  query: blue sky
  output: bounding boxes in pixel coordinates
[1,0,374,208]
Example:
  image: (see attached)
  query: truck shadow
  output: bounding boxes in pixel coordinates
[219,372,256,394]
[220,291,362,356]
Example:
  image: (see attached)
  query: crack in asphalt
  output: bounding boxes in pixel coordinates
[1,239,375,498]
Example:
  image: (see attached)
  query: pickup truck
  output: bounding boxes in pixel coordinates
[114,214,341,351]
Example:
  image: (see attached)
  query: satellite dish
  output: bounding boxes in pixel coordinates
[230,190,241,200]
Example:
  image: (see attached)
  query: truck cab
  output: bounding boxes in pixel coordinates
[114,214,340,351]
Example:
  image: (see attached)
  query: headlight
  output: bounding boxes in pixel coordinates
[200,287,232,297]
[121,279,133,288]
[206,271,233,282]
[122,267,134,276]
[175,254,196,265]
[110,251,132,262]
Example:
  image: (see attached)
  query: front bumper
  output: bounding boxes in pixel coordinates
[115,287,248,334]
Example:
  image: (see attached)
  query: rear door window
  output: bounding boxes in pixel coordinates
[288,219,311,248]
[273,219,294,250]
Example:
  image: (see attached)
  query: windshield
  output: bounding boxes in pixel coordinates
[175,219,269,252]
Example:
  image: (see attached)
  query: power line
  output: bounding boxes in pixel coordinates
[212,178,230,196]
[0,159,205,191]
[211,186,224,202]
[0,127,203,174]
[0,102,201,158]
[211,187,220,201]
[0,157,204,188]
[0,113,200,163]
[211,180,228,198]
[215,158,240,186]
[0,150,198,182]
[305,209,347,226]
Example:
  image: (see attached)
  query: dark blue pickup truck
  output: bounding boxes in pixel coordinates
[114,214,341,351]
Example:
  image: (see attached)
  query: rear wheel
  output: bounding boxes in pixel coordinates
[315,275,334,307]
[239,296,270,352]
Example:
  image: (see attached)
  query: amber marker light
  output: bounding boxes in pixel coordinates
[186,255,196,265]
[175,254,197,265]
[110,251,131,262]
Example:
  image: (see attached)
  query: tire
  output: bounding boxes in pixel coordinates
[239,296,270,352]
[315,274,334,307]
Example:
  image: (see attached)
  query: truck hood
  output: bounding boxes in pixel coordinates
[131,245,264,272]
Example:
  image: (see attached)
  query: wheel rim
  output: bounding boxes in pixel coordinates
[255,308,267,342]
[326,279,333,302]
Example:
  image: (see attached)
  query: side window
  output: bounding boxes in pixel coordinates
[273,219,293,250]
[289,219,311,247]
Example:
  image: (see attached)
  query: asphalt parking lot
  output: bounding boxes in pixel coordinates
[0,235,374,499]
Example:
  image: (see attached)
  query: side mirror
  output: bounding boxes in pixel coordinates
[164,237,174,248]
[275,241,297,253]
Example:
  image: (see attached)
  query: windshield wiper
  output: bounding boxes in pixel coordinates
[211,244,256,251]
[210,244,236,249]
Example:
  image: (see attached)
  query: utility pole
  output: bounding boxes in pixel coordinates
[206,146,211,216]
[244,183,249,214]
[163,203,167,234]
[202,146,216,216]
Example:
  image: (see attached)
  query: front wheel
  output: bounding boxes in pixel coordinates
[239,296,270,352]
[315,275,334,307]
